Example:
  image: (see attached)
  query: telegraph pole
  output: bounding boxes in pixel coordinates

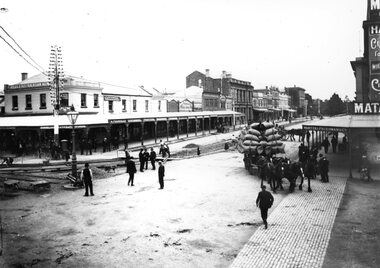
[48,45,64,145]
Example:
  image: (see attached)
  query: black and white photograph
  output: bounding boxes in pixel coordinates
[0,0,379,267]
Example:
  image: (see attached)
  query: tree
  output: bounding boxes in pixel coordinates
[325,93,345,116]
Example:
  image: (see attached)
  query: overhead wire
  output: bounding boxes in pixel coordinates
[0,25,46,73]
[0,33,44,74]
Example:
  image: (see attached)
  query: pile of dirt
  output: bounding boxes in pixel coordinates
[183,143,199,149]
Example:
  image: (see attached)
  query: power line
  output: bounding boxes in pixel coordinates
[0,25,46,72]
[0,33,44,74]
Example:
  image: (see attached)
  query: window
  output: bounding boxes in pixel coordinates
[108,101,113,112]
[158,100,161,112]
[60,93,69,107]
[25,94,32,110]
[81,93,87,107]
[40,94,46,109]
[122,99,126,111]
[145,100,149,112]
[12,96,18,110]
[94,94,99,107]
[133,99,137,112]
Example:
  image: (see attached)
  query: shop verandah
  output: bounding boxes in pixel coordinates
[302,115,380,180]
[0,111,245,159]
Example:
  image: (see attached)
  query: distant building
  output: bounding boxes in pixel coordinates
[186,69,252,122]
[0,90,4,115]
[285,86,306,117]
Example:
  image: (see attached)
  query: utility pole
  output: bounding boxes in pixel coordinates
[48,45,64,145]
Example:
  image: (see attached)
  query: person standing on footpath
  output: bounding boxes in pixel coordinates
[322,137,330,154]
[126,157,136,186]
[150,147,157,170]
[256,185,274,229]
[81,163,94,196]
[331,135,338,153]
[139,149,145,172]
[318,154,330,182]
[143,148,150,170]
[158,161,165,189]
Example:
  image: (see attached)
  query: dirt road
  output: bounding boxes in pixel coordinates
[1,151,287,268]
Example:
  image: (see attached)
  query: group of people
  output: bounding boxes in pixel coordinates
[298,142,330,183]
[138,147,157,172]
[127,147,165,189]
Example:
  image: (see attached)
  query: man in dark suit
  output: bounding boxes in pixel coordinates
[139,149,144,172]
[126,157,136,186]
[150,148,157,170]
[158,161,165,189]
[256,185,274,229]
[143,148,150,170]
[318,154,329,182]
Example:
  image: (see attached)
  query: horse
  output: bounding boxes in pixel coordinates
[259,157,277,192]
[288,128,305,142]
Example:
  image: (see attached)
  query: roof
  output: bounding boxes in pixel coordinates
[303,115,380,130]
[101,84,151,97]
[0,110,245,129]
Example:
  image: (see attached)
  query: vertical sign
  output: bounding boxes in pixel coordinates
[369,1,380,98]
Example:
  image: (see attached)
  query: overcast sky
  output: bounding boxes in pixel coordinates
[0,0,366,100]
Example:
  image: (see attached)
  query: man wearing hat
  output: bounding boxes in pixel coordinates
[256,185,274,229]
[318,154,329,182]
[158,161,165,189]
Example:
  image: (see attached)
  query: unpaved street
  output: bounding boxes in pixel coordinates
[1,150,287,268]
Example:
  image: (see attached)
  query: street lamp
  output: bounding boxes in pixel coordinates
[67,105,79,178]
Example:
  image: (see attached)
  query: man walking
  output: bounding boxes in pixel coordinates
[318,154,330,182]
[158,161,165,189]
[150,147,157,170]
[81,163,94,196]
[126,157,136,186]
[256,185,274,229]
[322,137,330,154]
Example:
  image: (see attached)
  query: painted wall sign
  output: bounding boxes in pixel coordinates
[369,0,380,20]
[354,102,380,113]
[104,95,121,101]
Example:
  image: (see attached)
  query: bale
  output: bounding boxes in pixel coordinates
[243,134,260,142]
[262,122,274,129]
[266,134,282,142]
[259,140,268,146]
[264,128,278,136]
[243,146,257,153]
[250,122,260,129]
[268,141,283,147]
[243,140,260,146]
[248,128,261,136]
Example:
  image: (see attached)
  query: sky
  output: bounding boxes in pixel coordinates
[0,0,366,100]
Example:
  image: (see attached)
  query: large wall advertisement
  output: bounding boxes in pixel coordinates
[369,1,380,98]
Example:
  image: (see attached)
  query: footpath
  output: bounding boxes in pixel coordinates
[230,149,379,268]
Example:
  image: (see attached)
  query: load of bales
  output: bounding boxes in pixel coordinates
[237,121,285,155]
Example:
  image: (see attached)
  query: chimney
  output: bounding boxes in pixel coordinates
[222,70,226,78]
[21,73,28,81]
[205,69,210,77]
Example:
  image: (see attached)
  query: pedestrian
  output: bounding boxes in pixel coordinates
[158,161,165,189]
[126,157,136,186]
[197,147,201,155]
[81,163,94,196]
[331,135,338,153]
[322,137,330,154]
[87,139,92,155]
[102,137,107,153]
[139,149,144,172]
[150,147,156,170]
[143,148,150,169]
[306,131,311,147]
[318,154,329,182]
[256,185,274,229]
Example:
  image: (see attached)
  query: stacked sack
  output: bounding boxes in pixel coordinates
[237,122,285,155]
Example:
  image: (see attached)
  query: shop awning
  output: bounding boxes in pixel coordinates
[302,114,380,131]
[253,108,268,112]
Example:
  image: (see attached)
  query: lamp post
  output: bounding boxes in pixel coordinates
[67,106,79,178]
